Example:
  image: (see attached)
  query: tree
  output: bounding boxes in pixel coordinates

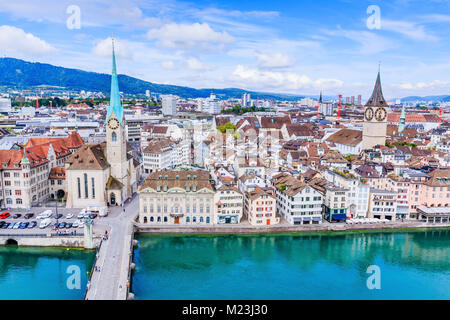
[217,122,237,134]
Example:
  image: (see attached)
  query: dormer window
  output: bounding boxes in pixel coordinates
[157,185,161,191]
[186,185,190,192]
[163,185,168,191]
[187,175,191,180]
[158,175,162,180]
[176,175,179,180]
[193,175,197,180]
[192,185,197,192]
[164,175,168,180]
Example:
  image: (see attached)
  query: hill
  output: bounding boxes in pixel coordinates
[0,57,303,101]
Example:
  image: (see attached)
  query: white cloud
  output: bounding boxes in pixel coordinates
[398,80,450,90]
[231,65,343,92]
[323,28,395,55]
[255,52,295,68]
[147,22,235,50]
[382,20,438,41]
[162,61,175,69]
[186,57,211,70]
[93,37,133,60]
[0,25,56,57]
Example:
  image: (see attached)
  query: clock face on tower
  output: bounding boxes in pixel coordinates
[108,117,120,130]
[375,107,387,121]
[365,107,374,121]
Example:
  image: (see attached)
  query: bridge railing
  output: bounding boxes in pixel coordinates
[84,239,103,300]
[0,233,84,237]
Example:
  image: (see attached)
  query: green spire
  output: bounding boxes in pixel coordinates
[106,38,123,125]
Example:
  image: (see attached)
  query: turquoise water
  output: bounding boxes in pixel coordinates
[0,246,95,300]
[132,229,450,300]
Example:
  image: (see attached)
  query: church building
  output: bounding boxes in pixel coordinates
[66,40,140,208]
[362,72,388,150]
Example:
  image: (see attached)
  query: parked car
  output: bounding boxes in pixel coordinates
[37,210,52,219]
[13,222,21,229]
[0,212,10,219]
[58,222,66,229]
[55,214,63,219]
[13,214,22,219]
[66,223,73,229]
[28,221,37,229]
[72,221,79,228]
[19,222,29,229]
[2,222,10,229]
[77,209,86,219]
[39,218,52,229]
[66,213,74,219]
[89,213,98,219]
[7,222,14,229]
[24,213,34,219]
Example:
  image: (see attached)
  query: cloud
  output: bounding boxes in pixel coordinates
[0,25,56,57]
[381,20,438,41]
[93,37,134,59]
[255,52,295,68]
[398,80,450,90]
[186,57,211,71]
[147,22,235,50]
[323,28,395,54]
[231,65,343,92]
[161,61,175,69]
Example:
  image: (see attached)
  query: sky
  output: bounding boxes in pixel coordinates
[1,0,450,99]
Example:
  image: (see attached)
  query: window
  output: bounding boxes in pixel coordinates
[91,178,95,198]
[112,132,117,142]
[186,216,190,223]
[16,198,22,204]
[206,217,210,224]
[84,173,88,198]
[77,178,81,198]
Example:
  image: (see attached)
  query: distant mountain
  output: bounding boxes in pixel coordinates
[0,57,304,101]
[400,95,450,102]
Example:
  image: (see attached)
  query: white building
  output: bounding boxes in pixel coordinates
[272,173,323,225]
[142,138,190,175]
[161,95,178,116]
[214,186,243,224]
[0,98,12,114]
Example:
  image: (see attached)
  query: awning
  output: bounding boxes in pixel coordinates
[312,217,322,221]
[303,217,312,221]
[332,214,347,220]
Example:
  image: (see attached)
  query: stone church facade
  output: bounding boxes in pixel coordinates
[66,41,140,208]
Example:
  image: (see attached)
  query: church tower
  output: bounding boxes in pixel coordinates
[106,39,129,198]
[398,104,406,134]
[362,71,388,150]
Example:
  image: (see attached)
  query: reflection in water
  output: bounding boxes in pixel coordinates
[0,246,95,300]
[133,229,450,300]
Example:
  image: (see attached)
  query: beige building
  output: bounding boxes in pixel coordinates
[245,187,279,226]
[0,132,84,209]
[138,170,215,225]
[213,186,243,224]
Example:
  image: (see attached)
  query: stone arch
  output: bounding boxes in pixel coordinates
[110,193,116,205]
[5,239,18,246]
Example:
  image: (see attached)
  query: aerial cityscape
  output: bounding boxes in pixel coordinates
[0,0,449,306]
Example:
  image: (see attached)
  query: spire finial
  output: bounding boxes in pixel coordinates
[378,61,381,73]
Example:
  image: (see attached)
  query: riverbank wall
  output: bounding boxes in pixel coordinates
[0,234,101,248]
[135,222,450,235]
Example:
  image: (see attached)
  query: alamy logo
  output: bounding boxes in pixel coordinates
[66,265,81,290]
[366,5,381,30]
[366,265,381,290]
[66,5,81,30]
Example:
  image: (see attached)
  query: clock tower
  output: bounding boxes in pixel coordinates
[362,71,387,150]
[106,39,128,197]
